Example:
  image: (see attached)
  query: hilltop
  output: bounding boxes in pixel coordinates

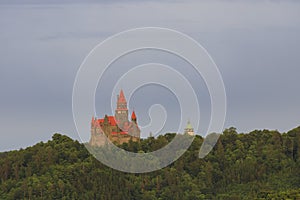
[0,127,300,199]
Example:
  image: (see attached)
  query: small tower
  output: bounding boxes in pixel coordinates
[184,120,195,136]
[130,110,140,138]
[131,110,137,123]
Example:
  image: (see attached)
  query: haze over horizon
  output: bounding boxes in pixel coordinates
[1,0,300,151]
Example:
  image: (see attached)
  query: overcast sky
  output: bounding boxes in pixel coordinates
[1,0,300,151]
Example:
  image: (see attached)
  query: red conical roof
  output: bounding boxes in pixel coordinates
[118,89,127,103]
[131,111,136,120]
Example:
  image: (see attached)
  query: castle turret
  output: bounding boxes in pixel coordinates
[131,110,137,123]
[129,110,140,138]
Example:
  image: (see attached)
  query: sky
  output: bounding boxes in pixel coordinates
[0,0,300,151]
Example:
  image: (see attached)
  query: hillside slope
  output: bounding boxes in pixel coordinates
[0,127,300,199]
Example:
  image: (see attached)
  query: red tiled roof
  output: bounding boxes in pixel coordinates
[108,116,116,126]
[97,116,117,126]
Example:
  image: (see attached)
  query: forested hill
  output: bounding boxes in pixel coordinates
[1,127,300,199]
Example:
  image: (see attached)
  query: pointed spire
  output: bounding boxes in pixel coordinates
[118,89,127,103]
[131,111,136,120]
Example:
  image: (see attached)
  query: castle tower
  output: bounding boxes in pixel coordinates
[130,110,140,138]
[115,89,129,129]
[184,120,195,136]
[131,110,137,123]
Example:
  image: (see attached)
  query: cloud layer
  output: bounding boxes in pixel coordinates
[0,0,300,151]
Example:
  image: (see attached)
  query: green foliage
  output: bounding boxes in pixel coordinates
[0,128,300,199]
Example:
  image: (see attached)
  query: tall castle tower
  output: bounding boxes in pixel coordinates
[115,90,129,128]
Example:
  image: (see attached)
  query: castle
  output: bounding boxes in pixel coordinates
[89,90,141,146]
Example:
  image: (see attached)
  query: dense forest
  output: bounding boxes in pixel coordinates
[0,127,300,199]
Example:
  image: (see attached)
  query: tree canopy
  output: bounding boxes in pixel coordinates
[0,127,300,199]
